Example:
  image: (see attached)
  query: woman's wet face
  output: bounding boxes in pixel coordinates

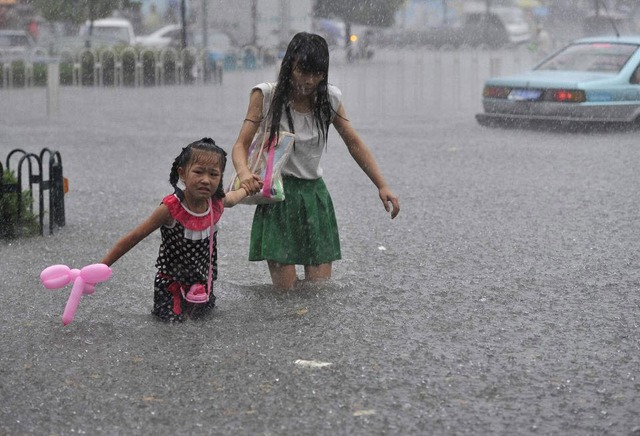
[290,59,325,96]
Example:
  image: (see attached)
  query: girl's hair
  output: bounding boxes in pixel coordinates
[268,32,334,146]
[169,137,227,199]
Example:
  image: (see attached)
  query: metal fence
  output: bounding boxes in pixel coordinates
[0,45,278,89]
[1,147,66,238]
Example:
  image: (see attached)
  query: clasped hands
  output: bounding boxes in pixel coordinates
[239,173,263,196]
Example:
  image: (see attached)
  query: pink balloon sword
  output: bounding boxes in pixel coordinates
[40,264,112,325]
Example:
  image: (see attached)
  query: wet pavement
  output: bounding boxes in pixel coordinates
[1,51,640,435]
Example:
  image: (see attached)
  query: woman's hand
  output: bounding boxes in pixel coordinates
[379,186,400,219]
[240,173,263,195]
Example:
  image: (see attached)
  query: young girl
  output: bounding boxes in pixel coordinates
[101,138,255,322]
[231,32,400,290]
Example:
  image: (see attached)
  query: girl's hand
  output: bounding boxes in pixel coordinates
[379,187,400,219]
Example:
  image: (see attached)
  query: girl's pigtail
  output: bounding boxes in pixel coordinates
[169,156,180,188]
[214,174,226,199]
[169,146,190,200]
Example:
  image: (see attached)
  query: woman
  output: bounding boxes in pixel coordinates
[231,32,400,290]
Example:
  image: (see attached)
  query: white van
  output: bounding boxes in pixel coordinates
[79,18,136,46]
[462,0,533,46]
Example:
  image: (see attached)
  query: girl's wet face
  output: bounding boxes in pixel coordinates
[290,59,325,96]
[179,151,222,203]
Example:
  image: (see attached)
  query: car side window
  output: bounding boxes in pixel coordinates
[632,65,640,85]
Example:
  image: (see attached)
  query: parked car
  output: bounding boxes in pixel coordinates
[136,24,235,59]
[476,36,640,127]
[136,24,181,48]
[461,0,533,47]
[374,0,531,49]
[187,30,237,63]
[0,29,35,60]
[78,18,136,46]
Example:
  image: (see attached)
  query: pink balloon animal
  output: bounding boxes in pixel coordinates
[40,264,112,326]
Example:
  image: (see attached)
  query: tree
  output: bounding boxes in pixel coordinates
[314,0,406,27]
[31,0,136,26]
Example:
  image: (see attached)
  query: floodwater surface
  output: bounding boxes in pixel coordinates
[1,50,639,435]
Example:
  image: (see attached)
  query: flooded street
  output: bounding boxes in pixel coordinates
[1,50,639,435]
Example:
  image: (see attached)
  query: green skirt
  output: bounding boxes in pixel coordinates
[249,176,341,265]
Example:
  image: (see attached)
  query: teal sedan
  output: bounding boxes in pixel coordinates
[476,36,640,126]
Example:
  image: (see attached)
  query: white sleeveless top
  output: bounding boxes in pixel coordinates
[252,82,343,180]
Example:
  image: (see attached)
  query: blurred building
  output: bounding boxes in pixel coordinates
[135,0,312,48]
[192,0,312,48]
[545,0,639,44]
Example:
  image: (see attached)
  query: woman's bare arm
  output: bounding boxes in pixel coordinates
[231,89,264,193]
[333,103,400,218]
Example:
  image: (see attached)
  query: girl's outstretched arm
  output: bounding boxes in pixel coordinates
[333,103,400,219]
[100,204,172,266]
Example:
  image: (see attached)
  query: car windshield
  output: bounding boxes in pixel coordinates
[536,42,639,73]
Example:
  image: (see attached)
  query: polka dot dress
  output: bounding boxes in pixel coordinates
[152,193,224,322]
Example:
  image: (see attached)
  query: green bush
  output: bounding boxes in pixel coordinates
[0,61,63,87]
[80,51,96,86]
[163,56,177,85]
[60,62,73,85]
[100,50,116,86]
[0,169,40,239]
[121,51,137,86]
[183,52,196,85]
[141,50,156,85]
[33,63,47,86]
[0,61,25,87]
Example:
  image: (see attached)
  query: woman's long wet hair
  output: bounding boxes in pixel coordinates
[169,137,227,200]
[268,32,334,146]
